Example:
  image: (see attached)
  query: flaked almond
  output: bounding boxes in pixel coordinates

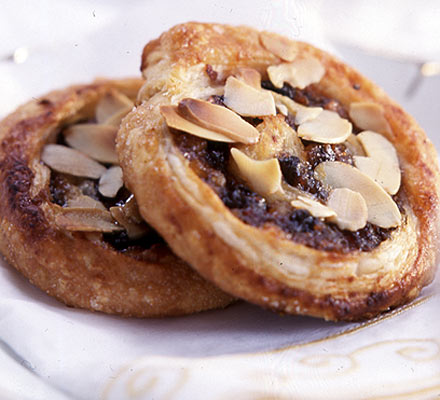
[270,91,322,124]
[110,195,149,239]
[260,31,297,61]
[102,106,132,127]
[55,207,122,232]
[118,195,144,224]
[161,106,235,143]
[358,131,398,160]
[98,166,123,198]
[64,123,118,164]
[67,195,106,210]
[96,90,134,125]
[349,102,391,134]
[291,196,336,219]
[235,67,262,89]
[276,103,288,116]
[327,188,368,231]
[42,144,106,179]
[354,155,380,178]
[110,195,148,238]
[110,207,149,239]
[357,130,401,195]
[344,134,365,156]
[295,106,323,125]
[297,110,352,143]
[230,148,282,196]
[176,98,259,144]
[354,157,400,195]
[267,57,325,89]
[315,161,401,228]
[223,76,276,117]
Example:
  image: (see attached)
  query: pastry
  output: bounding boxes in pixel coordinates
[118,23,440,321]
[0,77,234,317]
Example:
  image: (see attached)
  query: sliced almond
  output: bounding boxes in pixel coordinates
[349,102,391,134]
[42,144,106,179]
[55,207,122,232]
[276,103,288,116]
[110,207,148,239]
[223,76,276,117]
[295,106,323,125]
[177,98,260,144]
[297,110,352,144]
[102,106,132,127]
[119,195,144,224]
[64,124,118,164]
[96,90,134,125]
[67,195,106,210]
[110,195,149,239]
[354,155,380,177]
[357,130,401,195]
[235,67,262,89]
[98,166,123,198]
[270,92,322,124]
[260,31,297,62]
[315,161,401,228]
[267,58,325,89]
[354,157,400,195]
[344,134,365,156]
[291,196,336,219]
[230,148,282,196]
[160,106,235,143]
[327,188,368,231]
[358,131,398,160]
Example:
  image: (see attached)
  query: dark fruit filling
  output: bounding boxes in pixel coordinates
[50,171,163,252]
[278,155,328,201]
[261,80,349,120]
[102,230,164,252]
[172,84,398,253]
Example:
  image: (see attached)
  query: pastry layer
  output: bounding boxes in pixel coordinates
[118,23,440,320]
[0,78,234,317]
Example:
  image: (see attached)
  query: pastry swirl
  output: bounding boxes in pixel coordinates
[118,23,440,320]
[0,77,234,317]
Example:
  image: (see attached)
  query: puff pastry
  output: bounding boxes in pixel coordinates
[0,78,234,317]
[118,23,440,321]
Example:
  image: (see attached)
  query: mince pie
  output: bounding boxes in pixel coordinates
[117,23,440,321]
[0,78,233,316]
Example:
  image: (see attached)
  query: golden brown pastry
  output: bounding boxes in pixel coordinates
[118,23,440,321]
[0,78,234,317]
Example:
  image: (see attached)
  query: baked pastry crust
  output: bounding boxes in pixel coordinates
[118,23,440,320]
[0,78,233,317]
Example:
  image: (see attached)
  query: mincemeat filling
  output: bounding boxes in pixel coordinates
[49,171,164,252]
[173,83,399,253]
[48,125,164,253]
